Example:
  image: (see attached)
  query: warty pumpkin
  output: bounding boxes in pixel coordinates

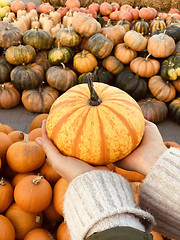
[14,175,52,213]
[0,177,13,213]
[10,63,44,90]
[0,214,15,240]
[0,82,21,109]
[5,44,36,65]
[46,64,77,92]
[46,73,145,165]
[6,136,46,173]
[130,54,160,78]
[21,82,59,113]
[148,75,176,102]
[5,203,43,240]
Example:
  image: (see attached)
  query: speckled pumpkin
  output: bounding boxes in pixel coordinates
[23,27,54,50]
[46,74,145,165]
[5,44,36,65]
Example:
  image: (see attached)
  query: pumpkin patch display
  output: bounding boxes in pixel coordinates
[160,56,180,81]
[46,73,145,165]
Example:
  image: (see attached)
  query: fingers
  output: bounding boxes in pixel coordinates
[41,119,48,139]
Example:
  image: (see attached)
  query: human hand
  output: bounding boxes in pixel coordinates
[114,120,168,176]
[35,120,108,182]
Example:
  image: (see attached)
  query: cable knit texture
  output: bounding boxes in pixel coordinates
[63,170,155,240]
[139,147,180,240]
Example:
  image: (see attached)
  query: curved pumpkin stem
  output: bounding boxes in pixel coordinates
[0,178,6,186]
[87,73,102,106]
[145,53,151,61]
[32,175,44,185]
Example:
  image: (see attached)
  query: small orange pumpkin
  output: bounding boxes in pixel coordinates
[0,177,14,213]
[24,228,55,240]
[29,113,48,132]
[57,221,71,240]
[0,214,15,240]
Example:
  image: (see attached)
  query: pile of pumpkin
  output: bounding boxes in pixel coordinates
[0,114,179,240]
[0,0,180,124]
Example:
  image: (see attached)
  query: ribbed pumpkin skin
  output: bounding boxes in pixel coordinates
[5,45,36,65]
[10,63,44,90]
[0,56,13,83]
[134,19,150,35]
[46,83,145,165]
[0,215,15,240]
[23,28,54,50]
[150,17,166,33]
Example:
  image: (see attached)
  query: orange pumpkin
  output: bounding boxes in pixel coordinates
[6,137,45,173]
[164,141,180,149]
[28,128,42,141]
[46,75,145,165]
[53,178,69,216]
[0,132,13,162]
[57,221,71,240]
[14,175,52,213]
[0,177,14,213]
[43,200,62,222]
[150,231,164,240]
[115,167,145,182]
[10,0,26,13]
[5,203,43,240]
[0,214,15,240]
[3,124,13,134]
[29,113,48,132]
[12,172,36,188]
[8,130,25,143]
[130,182,142,204]
[24,228,55,240]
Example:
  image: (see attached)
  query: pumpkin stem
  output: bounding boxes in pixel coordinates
[161,30,166,39]
[35,215,42,223]
[32,175,44,185]
[145,53,151,61]
[61,62,66,69]
[57,41,61,49]
[1,84,5,90]
[0,178,6,186]
[24,133,29,142]
[87,73,102,106]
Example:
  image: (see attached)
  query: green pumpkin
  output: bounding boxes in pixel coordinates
[134,19,150,36]
[48,42,74,65]
[23,27,54,50]
[149,17,166,33]
[78,66,114,85]
[168,97,180,124]
[152,25,180,43]
[115,70,148,101]
[10,63,44,90]
[0,56,13,84]
[161,56,180,81]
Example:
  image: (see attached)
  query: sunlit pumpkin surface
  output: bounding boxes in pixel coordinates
[46,82,145,165]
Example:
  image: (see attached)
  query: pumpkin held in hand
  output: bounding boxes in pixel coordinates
[46,73,145,165]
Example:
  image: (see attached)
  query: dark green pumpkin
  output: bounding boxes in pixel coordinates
[134,19,150,36]
[168,97,180,124]
[10,63,44,90]
[48,42,74,65]
[161,56,180,81]
[78,66,114,85]
[87,33,114,59]
[149,17,166,33]
[23,27,54,50]
[152,25,180,43]
[115,70,147,101]
[0,56,13,84]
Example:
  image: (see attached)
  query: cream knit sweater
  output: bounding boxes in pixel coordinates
[63,147,180,240]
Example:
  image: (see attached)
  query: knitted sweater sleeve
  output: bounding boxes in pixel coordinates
[63,170,155,240]
[139,147,180,240]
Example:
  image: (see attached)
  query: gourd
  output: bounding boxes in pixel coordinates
[134,19,150,36]
[149,17,166,33]
[160,56,180,81]
[46,73,145,165]
[102,55,124,75]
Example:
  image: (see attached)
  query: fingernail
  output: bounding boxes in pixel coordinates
[35,137,42,146]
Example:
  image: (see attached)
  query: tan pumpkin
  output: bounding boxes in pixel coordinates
[22,83,59,113]
[124,30,148,51]
[46,64,77,92]
[0,177,13,213]
[24,228,55,240]
[102,55,124,75]
[114,43,137,64]
[5,44,36,65]
[73,50,98,73]
[148,75,176,102]
[14,175,52,213]
[101,19,126,46]
[0,215,15,240]
[6,136,46,173]
[11,17,27,34]
[46,75,145,165]
[147,31,176,58]
[172,78,180,92]
[0,82,21,109]
[130,54,160,78]
[72,12,101,37]
[5,203,43,240]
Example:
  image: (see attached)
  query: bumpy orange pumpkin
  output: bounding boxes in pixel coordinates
[46,74,145,165]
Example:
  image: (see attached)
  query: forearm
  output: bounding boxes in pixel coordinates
[63,170,155,240]
[139,147,180,240]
